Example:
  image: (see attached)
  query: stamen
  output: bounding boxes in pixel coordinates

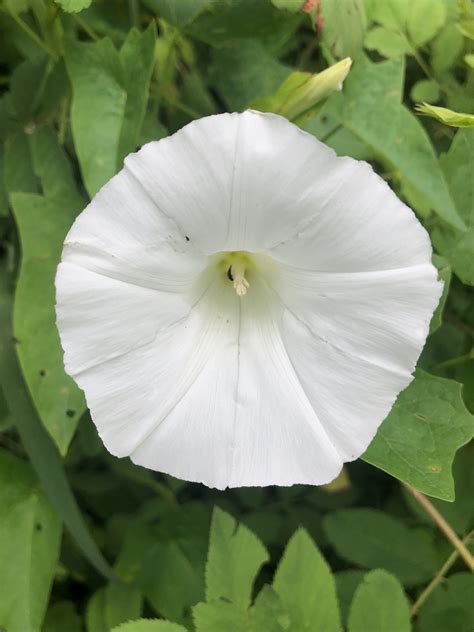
[229,261,250,297]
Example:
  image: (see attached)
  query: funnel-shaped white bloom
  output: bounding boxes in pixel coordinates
[56,110,441,489]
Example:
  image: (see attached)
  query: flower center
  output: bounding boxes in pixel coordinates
[219,251,252,297]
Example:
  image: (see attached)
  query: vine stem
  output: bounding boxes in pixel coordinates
[403,483,474,571]
[410,530,474,618]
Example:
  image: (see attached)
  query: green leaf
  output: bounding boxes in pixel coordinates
[407,0,446,46]
[144,0,212,26]
[273,528,341,631]
[144,538,205,622]
[54,0,92,13]
[321,55,465,230]
[320,0,367,59]
[429,256,451,334]
[323,508,438,586]
[111,620,188,632]
[335,570,365,627]
[404,442,474,536]
[11,148,85,454]
[416,573,474,632]
[410,80,440,104]
[3,131,38,195]
[187,0,302,53]
[65,37,126,197]
[193,602,247,632]
[0,268,113,580]
[105,582,143,629]
[432,129,474,285]
[365,27,411,57]
[66,29,156,197]
[371,0,409,30]
[206,507,269,608]
[86,588,108,632]
[210,39,291,111]
[117,24,157,164]
[249,586,290,632]
[271,0,303,10]
[87,583,143,632]
[43,601,82,632]
[347,570,411,632]
[363,371,474,500]
[431,25,464,75]
[416,103,474,128]
[0,449,62,632]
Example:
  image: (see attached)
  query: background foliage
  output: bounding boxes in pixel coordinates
[0,0,473,630]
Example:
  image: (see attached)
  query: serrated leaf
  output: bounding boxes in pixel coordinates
[348,570,410,632]
[249,586,290,632]
[0,449,62,632]
[112,620,188,632]
[193,602,247,632]
[432,129,474,285]
[206,507,269,609]
[363,371,474,500]
[323,508,438,586]
[321,55,465,230]
[273,528,341,632]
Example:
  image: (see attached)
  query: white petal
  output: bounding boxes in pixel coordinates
[273,264,442,375]
[131,279,343,488]
[124,110,360,253]
[270,158,432,272]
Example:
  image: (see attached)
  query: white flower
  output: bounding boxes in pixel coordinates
[56,110,441,489]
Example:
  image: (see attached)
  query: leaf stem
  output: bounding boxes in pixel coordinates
[8,10,58,59]
[430,350,474,373]
[410,530,474,618]
[72,12,99,41]
[128,0,140,28]
[403,483,474,571]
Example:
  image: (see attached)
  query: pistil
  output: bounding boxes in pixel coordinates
[229,261,250,297]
